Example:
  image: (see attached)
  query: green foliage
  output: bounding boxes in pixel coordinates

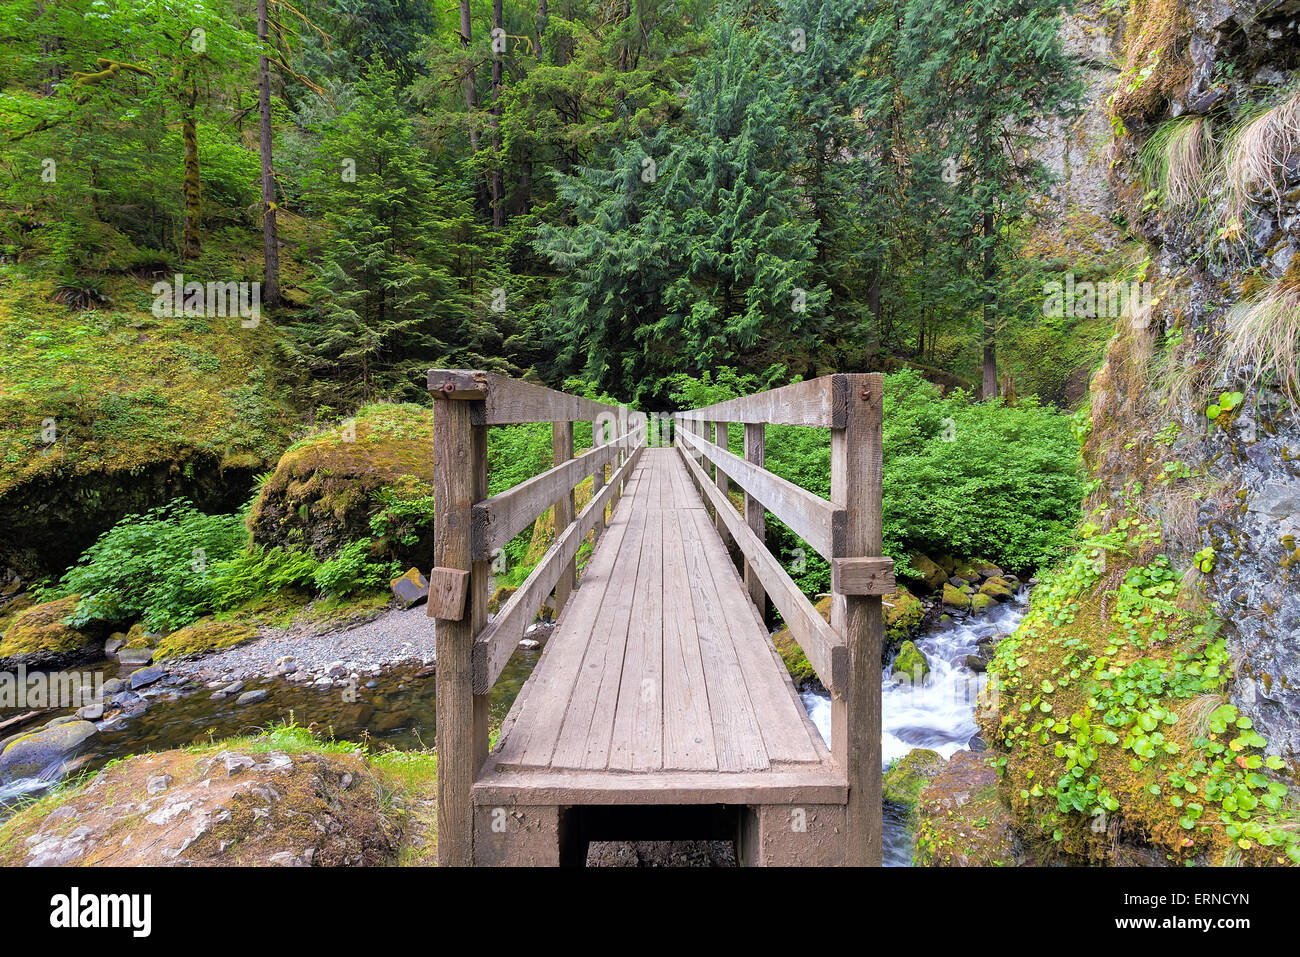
[208,544,320,611]
[312,540,396,599]
[46,499,247,632]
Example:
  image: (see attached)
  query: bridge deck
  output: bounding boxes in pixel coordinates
[474,448,845,807]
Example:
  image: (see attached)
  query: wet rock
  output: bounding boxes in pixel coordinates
[964,654,988,673]
[908,553,948,594]
[891,640,931,683]
[390,568,429,609]
[98,678,125,698]
[519,638,541,650]
[118,648,155,666]
[978,577,1015,602]
[235,689,268,706]
[883,748,947,810]
[76,703,104,721]
[129,666,165,690]
[970,593,994,614]
[941,583,971,611]
[0,720,97,782]
[104,635,126,655]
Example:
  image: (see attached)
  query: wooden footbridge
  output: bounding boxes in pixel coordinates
[426,370,889,866]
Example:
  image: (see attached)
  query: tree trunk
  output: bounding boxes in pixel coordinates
[257,0,279,305]
[536,0,547,60]
[180,72,201,260]
[981,208,997,400]
[461,0,479,153]
[491,0,504,229]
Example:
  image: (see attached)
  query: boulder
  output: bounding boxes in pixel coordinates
[914,750,1017,866]
[0,720,97,782]
[970,592,994,613]
[117,647,154,666]
[964,654,988,673]
[908,553,948,593]
[390,568,429,608]
[154,620,256,661]
[883,748,947,810]
[941,583,971,611]
[235,689,268,706]
[883,586,925,644]
[487,584,517,614]
[978,576,1015,602]
[974,562,1004,580]
[0,595,102,671]
[128,667,165,690]
[891,640,930,683]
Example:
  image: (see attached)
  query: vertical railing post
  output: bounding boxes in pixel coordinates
[431,390,489,867]
[592,417,606,542]
[829,372,884,866]
[553,420,576,613]
[743,422,767,619]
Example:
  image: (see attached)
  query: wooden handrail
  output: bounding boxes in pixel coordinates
[428,368,621,424]
[674,374,851,428]
[676,424,844,561]
[471,425,645,560]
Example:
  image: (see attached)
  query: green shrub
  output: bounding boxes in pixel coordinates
[208,544,320,611]
[312,540,396,599]
[47,499,247,632]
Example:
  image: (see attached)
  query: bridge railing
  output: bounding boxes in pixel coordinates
[426,369,647,866]
[674,372,888,866]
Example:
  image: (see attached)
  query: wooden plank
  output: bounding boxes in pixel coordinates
[676,375,847,427]
[426,567,469,620]
[689,509,821,766]
[472,442,644,692]
[832,556,896,596]
[548,509,648,769]
[713,421,733,544]
[830,372,885,868]
[490,498,638,769]
[679,508,768,772]
[471,438,622,560]
[471,767,847,807]
[677,425,844,561]
[591,418,607,542]
[552,421,576,614]
[431,397,482,866]
[744,422,767,616]
[427,368,618,424]
[677,443,846,693]
[607,509,664,771]
[660,508,718,771]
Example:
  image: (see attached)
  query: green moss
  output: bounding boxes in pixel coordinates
[883,748,947,810]
[0,595,90,657]
[979,576,1014,601]
[154,619,257,661]
[884,586,925,644]
[941,582,971,610]
[892,640,930,681]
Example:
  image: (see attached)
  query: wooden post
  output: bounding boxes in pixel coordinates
[431,394,490,866]
[553,420,576,613]
[743,422,767,619]
[829,373,883,866]
[592,417,606,541]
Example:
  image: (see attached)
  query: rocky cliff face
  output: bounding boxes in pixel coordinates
[1052,0,1300,759]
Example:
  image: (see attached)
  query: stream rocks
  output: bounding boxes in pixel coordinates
[0,747,400,866]
[913,750,1018,867]
[0,720,98,782]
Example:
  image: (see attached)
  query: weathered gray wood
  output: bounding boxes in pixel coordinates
[431,395,484,867]
[471,768,846,806]
[471,434,635,560]
[660,508,718,770]
[713,421,734,548]
[677,424,844,562]
[607,508,664,771]
[743,422,767,617]
[591,418,607,542]
[426,566,470,620]
[472,443,644,693]
[675,375,848,427]
[832,556,895,596]
[830,372,884,868]
[428,368,617,424]
[677,444,846,693]
[552,421,576,614]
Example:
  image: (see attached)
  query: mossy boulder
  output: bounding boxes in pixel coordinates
[488,585,517,614]
[0,720,98,784]
[970,592,995,614]
[914,750,1017,866]
[884,586,925,645]
[950,559,980,582]
[978,576,1015,602]
[122,622,157,649]
[0,595,102,670]
[941,583,971,611]
[154,619,257,661]
[908,553,948,593]
[249,404,437,569]
[883,748,947,810]
[891,640,930,683]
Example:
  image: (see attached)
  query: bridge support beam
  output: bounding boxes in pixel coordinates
[552,421,576,614]
[830,373,884,867]
[736,804,848,866]
[742,422,767,620]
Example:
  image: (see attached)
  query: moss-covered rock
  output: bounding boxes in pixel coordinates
[249,404,437,569]
[883,748,947,810]
[970,592,994,613]
[978,576,1015,601]
[0,595,102,670]
[941,582,971,611]
[884,586,925,645]
[154,619,257,661]
[891,640,930,683]
[914,750,1018,866]
[772,596,828,687]
[908,552,948,593]
[488,585,517,614]
[0,719,98,783]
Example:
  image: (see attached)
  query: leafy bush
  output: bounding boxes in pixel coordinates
[312,541,396,599]
[208,544,320,611]
[48,499,247,632]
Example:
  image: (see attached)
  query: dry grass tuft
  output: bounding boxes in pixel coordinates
[1220,280,1300,406]
[1141,116,1214,211]
[1221,90,1300,225]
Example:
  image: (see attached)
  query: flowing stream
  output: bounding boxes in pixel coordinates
[800,589,1030,865]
